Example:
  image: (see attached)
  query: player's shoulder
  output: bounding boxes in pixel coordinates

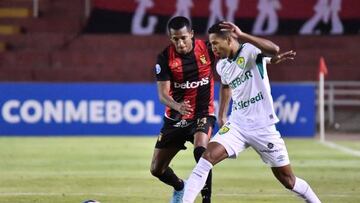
[194,38,209,49]
[241,43,259,52]
[215,58,228,74]
[157,44,173,61]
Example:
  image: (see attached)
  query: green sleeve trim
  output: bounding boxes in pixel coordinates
[256,54,265,79]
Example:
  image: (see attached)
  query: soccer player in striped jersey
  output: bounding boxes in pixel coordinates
[182,21,321,203]
[150,16,216,203]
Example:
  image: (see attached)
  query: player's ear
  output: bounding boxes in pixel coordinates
[226,35,232,45]
[190,30,194,38]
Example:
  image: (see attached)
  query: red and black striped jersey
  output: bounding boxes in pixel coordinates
[155,39,216,120]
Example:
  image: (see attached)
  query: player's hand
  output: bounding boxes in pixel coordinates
[217,116,227,128]
[219,21,243,39]
[270,50,296,64]
[177,100,193,115]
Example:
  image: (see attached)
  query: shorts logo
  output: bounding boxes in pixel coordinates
[199,55,208,65]
[236,57,245,69]
[277,155,286,162]
[267,143,274,149]
[219,126,230,135]
[174,119,190,128]
[155,64,161,74]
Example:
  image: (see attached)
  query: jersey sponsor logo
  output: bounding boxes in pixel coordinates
[173,77,209,89]
[229,71,253,89]
[232,91,264,111]
[236,57,245,69]
[199,55,208,65]
[155,64,161,74]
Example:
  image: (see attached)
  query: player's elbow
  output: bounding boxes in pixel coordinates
[271,45,280,56]
[158,94,167,105]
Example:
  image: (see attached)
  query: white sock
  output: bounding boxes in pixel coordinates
[183,158,213,203]
[292,177,321,203]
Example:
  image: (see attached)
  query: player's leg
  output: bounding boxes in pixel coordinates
[150,147,184,191]
[193,117,215,203]
[183,142,228,203]
[248,125,321,203]
[150,118,188,195]
[271,165,321,203]
[184,122,247,203]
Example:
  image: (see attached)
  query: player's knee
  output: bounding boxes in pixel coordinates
[150,163,162,177]
[281,175,296,189]
[202,150,216,165]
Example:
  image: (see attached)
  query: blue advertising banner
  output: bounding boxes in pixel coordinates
[271,83,315,137]
[0,83,315,136]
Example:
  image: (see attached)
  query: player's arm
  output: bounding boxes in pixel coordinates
[220,21,279,56]
[218,84,231,127]
[157,81,193,115]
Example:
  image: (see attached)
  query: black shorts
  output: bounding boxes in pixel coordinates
[155,116,216,150]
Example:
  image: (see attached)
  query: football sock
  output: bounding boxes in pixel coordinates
[193,147,212,202]
[183,157,213,203]
[291,177,321,203]
[158,167,184,191]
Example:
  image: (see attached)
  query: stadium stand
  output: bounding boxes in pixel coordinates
[0,0,359,83]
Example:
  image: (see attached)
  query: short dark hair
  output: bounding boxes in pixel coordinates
[167,16,192,33]
[208,21,230,38]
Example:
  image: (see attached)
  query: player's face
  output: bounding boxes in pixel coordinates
[169,27,194,55]
[209,33,231,58]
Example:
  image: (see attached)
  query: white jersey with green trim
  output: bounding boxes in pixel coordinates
[216,43,279,130]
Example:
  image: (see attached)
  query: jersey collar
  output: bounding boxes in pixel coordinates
[227,43,244,62]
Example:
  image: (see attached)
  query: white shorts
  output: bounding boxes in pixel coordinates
[210,122,290,167]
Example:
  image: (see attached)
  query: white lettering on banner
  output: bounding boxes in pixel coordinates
[21,100,42,123]
[207,0,224,31]
[123,100,144,124]
[252,0,281,35]
[106,100,121,124]
[172,0,193,20]
[131,0,158,35]
[2,100,20,123]
[65,100,87,123]
[300,0,343,35]
[1,100,162,124]
[90,100,105,123]
[146,101,162,123]
[273,95,300,124]
[44,100,63,123]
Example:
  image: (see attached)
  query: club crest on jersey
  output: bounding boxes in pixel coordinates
[219,126,230,135]
[199,55,208,65]
[171,61,179,69]
[236,57,245,69]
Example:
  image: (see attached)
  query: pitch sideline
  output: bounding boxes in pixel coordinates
[320,140,360,157]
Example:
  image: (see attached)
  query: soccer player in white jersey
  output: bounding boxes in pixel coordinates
[182,21,321,203]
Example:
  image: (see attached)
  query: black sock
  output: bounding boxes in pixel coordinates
[158,167,184,191]
[194,147,212,202]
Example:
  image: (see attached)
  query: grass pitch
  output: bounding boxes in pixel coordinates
[0,136,359,203]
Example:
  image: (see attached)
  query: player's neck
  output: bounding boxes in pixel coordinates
[228,42,241,60]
